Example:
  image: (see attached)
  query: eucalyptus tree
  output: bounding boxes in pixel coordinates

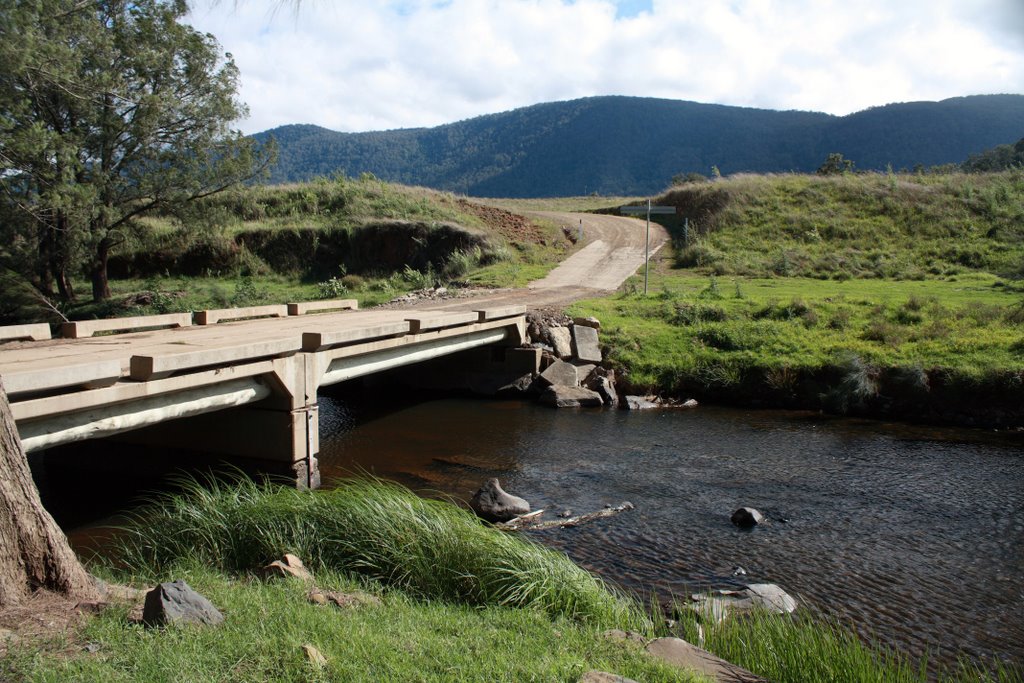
[0,0,274,609]
[0,0,273,302]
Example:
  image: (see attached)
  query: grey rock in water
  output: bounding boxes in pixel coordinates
[470,478,530,522]
[588,375,619,406]
[682,398,699,408]
[690,583,798,621]
[495,373,539,398]
[142,580,223,627]
[572,324,603,363]
[624,395,659,410]
[539,385,604,408]
[731,507,764,528]
[744,583,798,613]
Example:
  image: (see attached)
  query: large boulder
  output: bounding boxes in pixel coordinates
[572,325,602,363]
[539,385,604,408]
[469,478,530,522]
[142,580,224,627]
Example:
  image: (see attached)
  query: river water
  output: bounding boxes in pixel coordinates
[317,396,1024,671]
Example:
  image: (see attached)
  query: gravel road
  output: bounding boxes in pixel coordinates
[388,211,669,311]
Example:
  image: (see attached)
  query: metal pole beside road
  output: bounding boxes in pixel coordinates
[619,201,677,296]
[644,199,651,294]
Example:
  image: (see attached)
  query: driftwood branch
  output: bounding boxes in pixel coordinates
[497,502,635,531]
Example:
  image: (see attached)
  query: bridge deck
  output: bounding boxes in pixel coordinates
[0,307,523,396]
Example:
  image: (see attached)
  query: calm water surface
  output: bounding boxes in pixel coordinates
[319,397,1024,669]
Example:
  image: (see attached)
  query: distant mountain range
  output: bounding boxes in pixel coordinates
[253,94,1024,197]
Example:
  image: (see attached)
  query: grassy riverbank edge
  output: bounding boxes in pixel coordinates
[569,270,1024,430]
[4,477,1019,682]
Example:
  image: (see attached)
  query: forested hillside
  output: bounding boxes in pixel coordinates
[254,94,1024,197]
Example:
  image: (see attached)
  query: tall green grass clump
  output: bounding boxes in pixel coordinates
[672,606,1022,683]
[114,476,647,630]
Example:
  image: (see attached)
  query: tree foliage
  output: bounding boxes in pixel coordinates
[816,152,855,175]
[962,137,1024,172]
[0,0,273,302]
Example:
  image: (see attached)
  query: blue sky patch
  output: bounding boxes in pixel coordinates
[613,0,653,19]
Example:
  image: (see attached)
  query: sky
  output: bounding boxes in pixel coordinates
[184,0,1024,135]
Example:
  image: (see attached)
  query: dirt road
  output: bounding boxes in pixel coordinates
[393,211,669,311]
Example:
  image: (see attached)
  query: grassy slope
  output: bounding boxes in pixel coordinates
[570,171,1024,424]
[46,176,574,323]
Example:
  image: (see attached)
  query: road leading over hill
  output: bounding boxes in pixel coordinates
[395,212,669,311]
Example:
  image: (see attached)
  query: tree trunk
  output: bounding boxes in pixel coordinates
[91,237,111,302]
[54,211,75,302]
[0,377,98,607]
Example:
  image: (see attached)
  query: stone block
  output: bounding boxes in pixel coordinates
[538,360,579,388]
[539,385,604,408]
[572,325,602,363]
[549,326,573,358]
[573,363,597,384]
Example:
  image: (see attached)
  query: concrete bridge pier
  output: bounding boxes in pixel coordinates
[109,354,322,488]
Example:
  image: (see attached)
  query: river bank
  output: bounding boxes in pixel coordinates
[6,474,1015,683]
[566,270,1024,431]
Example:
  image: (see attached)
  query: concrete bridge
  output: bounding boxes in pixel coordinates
[0,301,530,488]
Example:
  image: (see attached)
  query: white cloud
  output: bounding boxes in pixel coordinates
[186,0,1024,134]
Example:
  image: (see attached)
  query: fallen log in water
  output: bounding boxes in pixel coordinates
[497,502,635,531]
